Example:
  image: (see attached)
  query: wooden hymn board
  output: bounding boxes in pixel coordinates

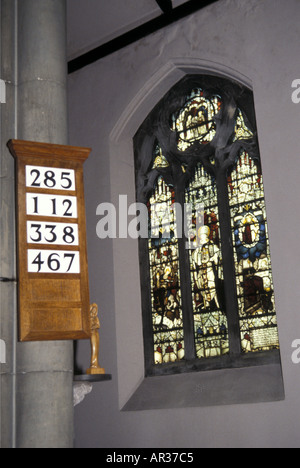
[8,140,92,342]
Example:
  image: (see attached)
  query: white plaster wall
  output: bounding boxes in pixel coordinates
[69,0,300,448]
[67,0,161,60]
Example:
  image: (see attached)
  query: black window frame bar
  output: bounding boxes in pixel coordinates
[134,74,281,377]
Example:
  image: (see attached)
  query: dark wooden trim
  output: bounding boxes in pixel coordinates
[68,0,219,74]
[155,0,173,14]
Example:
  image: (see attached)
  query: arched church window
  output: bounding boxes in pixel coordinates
[134,75,280,377]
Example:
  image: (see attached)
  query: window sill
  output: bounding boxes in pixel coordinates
[122,356,284,411]
[146,349,282,377]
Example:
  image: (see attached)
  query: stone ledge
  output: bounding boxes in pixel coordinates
[123,362,285,411]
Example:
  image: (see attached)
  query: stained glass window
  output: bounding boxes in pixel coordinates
[171,89,221,151]
[148,175,185,364]
[134,75,280,376]
[186,164,229,359]
[228,151,279,353]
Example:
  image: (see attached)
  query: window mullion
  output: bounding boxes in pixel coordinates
[216,168,242,357]
[175,189,196,361]
[138,237,156,373]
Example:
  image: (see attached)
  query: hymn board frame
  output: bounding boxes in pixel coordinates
[9,139,92,342]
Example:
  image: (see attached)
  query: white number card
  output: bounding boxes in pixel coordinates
[27,221,79,246]
[26,193,78,218]
[26,166,76,191]
[28,249,80,274]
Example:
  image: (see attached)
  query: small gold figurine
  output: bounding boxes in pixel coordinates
[86,303,106,375]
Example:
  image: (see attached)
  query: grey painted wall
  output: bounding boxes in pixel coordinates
[68,0,300,448]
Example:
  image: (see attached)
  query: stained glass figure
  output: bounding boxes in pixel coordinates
[148,176,184,364]
[186,164,229,358]
[233,110,254,142]
[152,145,170,169]
[228,150,279,353]
[171,89,221,151]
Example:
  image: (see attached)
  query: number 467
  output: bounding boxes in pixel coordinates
[29,251,80,274]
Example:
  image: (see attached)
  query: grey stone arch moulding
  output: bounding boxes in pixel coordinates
[109,58,285,411]
[110,58,253,143]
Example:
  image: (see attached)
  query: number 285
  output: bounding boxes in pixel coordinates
[26,166,76,191]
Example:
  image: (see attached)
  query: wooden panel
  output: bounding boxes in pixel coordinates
[31,308,83,332]
[8,139,92,342]
[29,279,82,302]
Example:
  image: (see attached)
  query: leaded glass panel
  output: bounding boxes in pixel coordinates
[171,89,221,151]
[228,151,279,353]
[148,176,185,364]
[186,164,229,359]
